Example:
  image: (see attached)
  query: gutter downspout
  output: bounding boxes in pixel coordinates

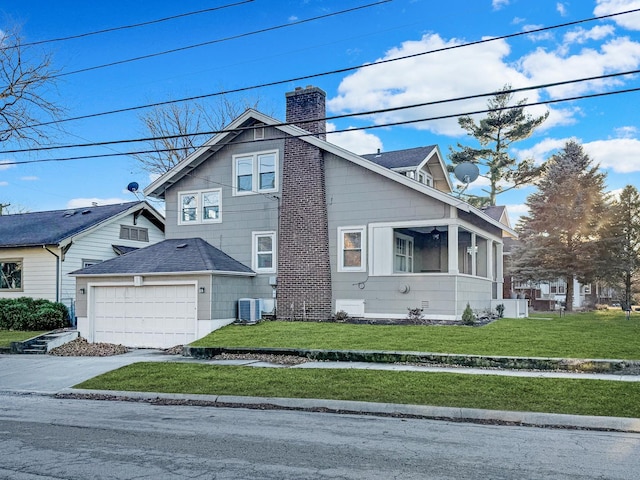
[43,246,61,302]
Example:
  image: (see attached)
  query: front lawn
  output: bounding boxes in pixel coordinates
[191,311,640,359]
[76,362,640,418]
[0,330,47,348]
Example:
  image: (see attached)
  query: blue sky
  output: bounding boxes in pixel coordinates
[1,0,639,225]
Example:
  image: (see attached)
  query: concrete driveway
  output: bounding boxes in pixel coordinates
[0,350,173,394]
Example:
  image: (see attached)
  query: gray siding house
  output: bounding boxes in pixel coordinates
[72,86,515,348]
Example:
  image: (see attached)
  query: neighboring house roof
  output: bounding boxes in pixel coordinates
[362,146,437,169]
[70,238,254,276]
[144,109,516,237]
[481,205,513,228]
[0,201,165,249]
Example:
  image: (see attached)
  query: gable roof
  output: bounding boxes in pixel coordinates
[70,238,254,276]
[362,146,437,169]
[144,109,516,237]
[0,201,164,249]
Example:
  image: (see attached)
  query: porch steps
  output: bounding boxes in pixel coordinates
[11,330,79,354]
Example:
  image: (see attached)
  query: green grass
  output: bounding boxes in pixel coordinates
[191,311,640,359]
[76,362,640,418]
[0,330,47,348]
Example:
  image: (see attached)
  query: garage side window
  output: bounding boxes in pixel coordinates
[0,259,22,290]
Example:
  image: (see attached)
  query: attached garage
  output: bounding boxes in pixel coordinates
[92,283,197,348]
[71,238,256,349]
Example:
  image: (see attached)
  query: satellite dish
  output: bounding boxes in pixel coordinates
[127,182,139,193]
[453,162,479,184]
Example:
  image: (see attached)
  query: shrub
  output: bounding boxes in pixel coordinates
[333,310,350,322]
[406,307,425,323]
[496,303,505,318]
[0,298,69,331]
[462,303,475,325]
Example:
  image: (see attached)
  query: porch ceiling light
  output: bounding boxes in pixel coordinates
[430,227,440,240]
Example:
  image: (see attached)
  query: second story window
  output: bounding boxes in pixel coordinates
[233,151,278,195]
[178,189,222,225]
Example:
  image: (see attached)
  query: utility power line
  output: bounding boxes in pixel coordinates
[5,6,638,136]
[51,1,391,79]
[2,69,638,155]
[4,85,638,167]
[15,1,255,48]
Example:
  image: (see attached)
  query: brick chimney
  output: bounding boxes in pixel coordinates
[277,86,332,321]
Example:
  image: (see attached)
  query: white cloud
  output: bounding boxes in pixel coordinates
[328,23,640,140]
[66,197,130,208]
[0,160,14,171]
[609,187,625,199]
[0,181,8,187]
[557,2,568,16]
[513,137,576,164]
[506,203,530,226]
[615,125,638,138]
[584,138,640,172]
[519,37,640,99]
[594,0,640,30]
[326,122,383,155]
[328,33,537,137]
[563,25,615,45]
[492,0,510,10]
[20,176,39,181]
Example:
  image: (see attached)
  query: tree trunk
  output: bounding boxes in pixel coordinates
[565,276,574,312]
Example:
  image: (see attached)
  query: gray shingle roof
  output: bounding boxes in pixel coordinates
[361,146,437,169]
[0,202,150,248]
[481,206,506,222]
[71,238,254,276]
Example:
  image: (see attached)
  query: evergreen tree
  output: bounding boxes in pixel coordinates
[510,141,610,311]
[602,185,640,308]
[448,85,548,206]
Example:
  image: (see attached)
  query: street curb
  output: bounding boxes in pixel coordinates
[59,388,640,433]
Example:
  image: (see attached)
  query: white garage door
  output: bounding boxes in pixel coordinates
[92,284,197,348]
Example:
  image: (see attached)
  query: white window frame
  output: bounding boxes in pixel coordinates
[0,258,23,291]
[178,189,222,225]
[338,226,366,272]
[394,232,414,273]
[233,150,278,196]
[252,231,276,273]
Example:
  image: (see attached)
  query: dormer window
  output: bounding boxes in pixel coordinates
[418,171,433,187]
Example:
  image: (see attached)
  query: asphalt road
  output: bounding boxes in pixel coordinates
[1,394,639,479]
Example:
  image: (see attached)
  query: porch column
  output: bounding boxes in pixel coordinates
[471,233,477,277]
[448,224,458,274]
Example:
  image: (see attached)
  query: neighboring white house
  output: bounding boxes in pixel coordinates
[0,201,165,317]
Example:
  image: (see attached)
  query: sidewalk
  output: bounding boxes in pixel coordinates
[4,350,640,433]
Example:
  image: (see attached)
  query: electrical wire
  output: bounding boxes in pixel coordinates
[4,85,638,166]
[2,68,638,155]
[51,1,391,79]
[5,6,638,136]
[12,1,255,48]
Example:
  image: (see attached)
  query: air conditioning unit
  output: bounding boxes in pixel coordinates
[238,298,261,323]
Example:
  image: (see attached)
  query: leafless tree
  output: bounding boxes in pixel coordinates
[134,95,264,176]
[0,26,64,147]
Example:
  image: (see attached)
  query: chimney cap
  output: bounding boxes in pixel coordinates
[286,85,326,98]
